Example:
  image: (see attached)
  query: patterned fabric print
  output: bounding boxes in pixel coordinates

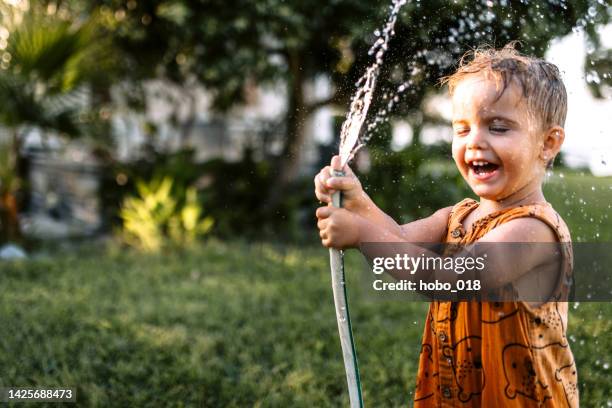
[413,199,578,407]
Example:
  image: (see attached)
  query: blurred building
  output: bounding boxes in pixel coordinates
[111,77,336,177]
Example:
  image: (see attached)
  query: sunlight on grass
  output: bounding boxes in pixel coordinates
[0,235,610,405]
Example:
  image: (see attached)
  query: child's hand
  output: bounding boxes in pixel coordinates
[316,206,364,249]
[314,155,368,213]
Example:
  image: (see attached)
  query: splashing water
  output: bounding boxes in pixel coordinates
[338,0,407,166]
[337,0,609,170]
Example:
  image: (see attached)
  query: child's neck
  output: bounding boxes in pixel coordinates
[477,187,546,217]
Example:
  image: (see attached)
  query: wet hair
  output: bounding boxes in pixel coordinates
[440,41,567,132]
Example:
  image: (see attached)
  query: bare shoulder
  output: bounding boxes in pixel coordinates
[480,216,557,243]
[476,216,562,293]
[432,205,454,221]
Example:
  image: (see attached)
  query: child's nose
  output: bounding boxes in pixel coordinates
[466,127,488,149]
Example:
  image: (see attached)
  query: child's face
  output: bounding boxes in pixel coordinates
[451,74,545,202]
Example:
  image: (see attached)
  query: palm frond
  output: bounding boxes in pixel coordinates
[0,9,117,136]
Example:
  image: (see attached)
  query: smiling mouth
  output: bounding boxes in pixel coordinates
[468,160,500,177]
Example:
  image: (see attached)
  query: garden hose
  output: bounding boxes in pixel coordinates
[329,169,364,408]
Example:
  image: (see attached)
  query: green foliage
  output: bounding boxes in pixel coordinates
[86,0,610,110]
[361,143,471,223]
[0,8,116,136]
[0,241,609,406]
[119,177,213,251]
[586,48,612,98]
[16,0,609,220]
[0,6,118,243]
[171,188,214,244]
[198,154,304,239]
[106,148,312,240]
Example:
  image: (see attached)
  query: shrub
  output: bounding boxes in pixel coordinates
[119,176,213,251]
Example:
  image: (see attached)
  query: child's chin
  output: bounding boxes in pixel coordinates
[469,186,502,200]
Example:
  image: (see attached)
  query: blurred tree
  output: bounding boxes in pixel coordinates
[81,0,610,208]
[29,0,608,222]
[0,3,117,242]
[586,48,612,98]
[84,0,376,189]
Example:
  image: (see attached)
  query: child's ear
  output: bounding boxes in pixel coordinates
[540,126,565,164]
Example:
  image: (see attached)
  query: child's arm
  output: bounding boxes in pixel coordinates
[398,206,453,242]
[358,216,560,296]
[315,155,452,243]
[318,201,560,296]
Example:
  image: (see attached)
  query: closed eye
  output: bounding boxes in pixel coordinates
[454,127,470,136]
[490,127,509,134]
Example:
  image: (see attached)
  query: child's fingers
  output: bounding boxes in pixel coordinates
[314,174,328,200]
[314,172,335,201]
[321,236,332,248]
[330,155,356,177]
[314,171,325,191]
[317,218,327,231]
[319,166,332,184]
[318,222,334,248]
[315,206,335,219]
[316,167,336,190]
[315,190,330,203]
[330,155,342,172]
[326,175,356,192]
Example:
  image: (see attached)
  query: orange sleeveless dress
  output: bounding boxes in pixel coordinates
[413,198,578,407]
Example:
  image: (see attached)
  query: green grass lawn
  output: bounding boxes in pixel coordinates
[0,171,609,406]
[0,240,610,407]
[544,171,611,241]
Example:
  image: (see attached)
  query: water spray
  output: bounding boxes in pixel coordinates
[329,1,406,406]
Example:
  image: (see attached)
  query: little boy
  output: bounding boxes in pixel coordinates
[315,44,577,407]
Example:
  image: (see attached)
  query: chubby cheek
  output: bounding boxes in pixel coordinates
[451,139,467,176]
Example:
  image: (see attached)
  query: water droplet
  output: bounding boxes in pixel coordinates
[586,71,601,84]
[587,6,597,17]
